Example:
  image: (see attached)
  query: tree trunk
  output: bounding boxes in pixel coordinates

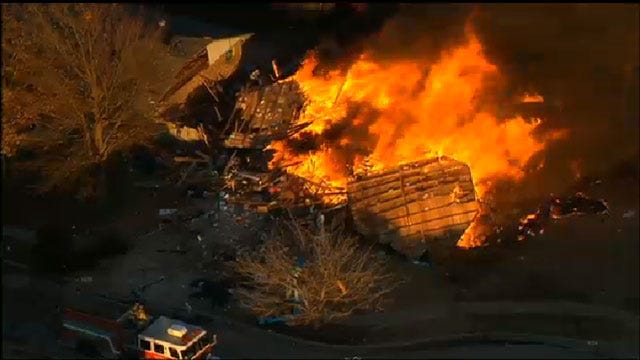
[2,155,7,180]
[95,164,108,200]
[94,120,105,159]
[81,162,107,203]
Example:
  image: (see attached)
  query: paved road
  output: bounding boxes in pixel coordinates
[0,337,612,360]
[3,264,638,359]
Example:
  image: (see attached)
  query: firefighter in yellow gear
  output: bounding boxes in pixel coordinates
[132,302,149,323]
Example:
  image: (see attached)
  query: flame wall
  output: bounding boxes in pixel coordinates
[271,4,638,202]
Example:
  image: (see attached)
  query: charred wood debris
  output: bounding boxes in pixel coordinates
[217,79,342,218]
[159,73,345,237]
[517,192,610,241]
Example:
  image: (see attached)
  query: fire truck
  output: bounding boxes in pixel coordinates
[60,302,218,359]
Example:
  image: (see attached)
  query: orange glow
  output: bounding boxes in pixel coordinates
[350,3,368,12]
[268,25,566,246]
[521,92,545,103]
[272,59,280,79]
[570,159,583,180]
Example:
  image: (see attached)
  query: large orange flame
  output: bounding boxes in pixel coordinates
[268,26,565,246]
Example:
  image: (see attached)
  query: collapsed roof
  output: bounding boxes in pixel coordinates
[348,157,479,258]
[223,80,306,149]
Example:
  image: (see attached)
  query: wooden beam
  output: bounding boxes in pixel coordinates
[173,156,209,163]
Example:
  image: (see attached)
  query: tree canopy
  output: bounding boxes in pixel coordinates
[2,4,171,196]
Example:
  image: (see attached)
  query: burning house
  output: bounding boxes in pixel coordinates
[256,24,570,254]
[348,157,479,258]
[156,17,569,259]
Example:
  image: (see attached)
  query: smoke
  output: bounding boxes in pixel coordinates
[366,4,472,63]
[472,4,639,194]
[313,4,473,69]
[313,4,399,74]
[285,102,381,171]
[328,4,639,196]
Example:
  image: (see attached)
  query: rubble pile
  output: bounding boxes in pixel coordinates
[215,79,351,216]
[160,77,349,247]
[222,166,345,216]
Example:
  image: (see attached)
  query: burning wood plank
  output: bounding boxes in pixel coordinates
[173,156,210,163]
[223,133,270,149]
[271,59,280,79]
[347,157,479,259]
[173,150,211,163]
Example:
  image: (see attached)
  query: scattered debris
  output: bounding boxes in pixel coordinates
[518,212,545,241]
[257,316,290,326]
[188,278,233,307]
[156,249,188,254]
[412,251,432,267]
[518,192,610,241]
[549,192,609,219]
[224,80,305,149]
[135,180,168,189]
[412,259,431,267]
[622,210,635,218]
[158,208,178,217]
[131,276,167,300]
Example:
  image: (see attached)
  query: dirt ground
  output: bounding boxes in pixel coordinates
[2,158,638,360]
[3,161,638,347]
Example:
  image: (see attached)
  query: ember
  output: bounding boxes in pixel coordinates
[517,212,546,242]
[520,92,545,104]
[517,193,610,242]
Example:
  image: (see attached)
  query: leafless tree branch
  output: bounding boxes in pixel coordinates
[231,218,398,327]
[2,3,171,196]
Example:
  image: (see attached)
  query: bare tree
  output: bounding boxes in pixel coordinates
[231,217,397,327]
[1,4,37,160]
[1,4,171,197]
